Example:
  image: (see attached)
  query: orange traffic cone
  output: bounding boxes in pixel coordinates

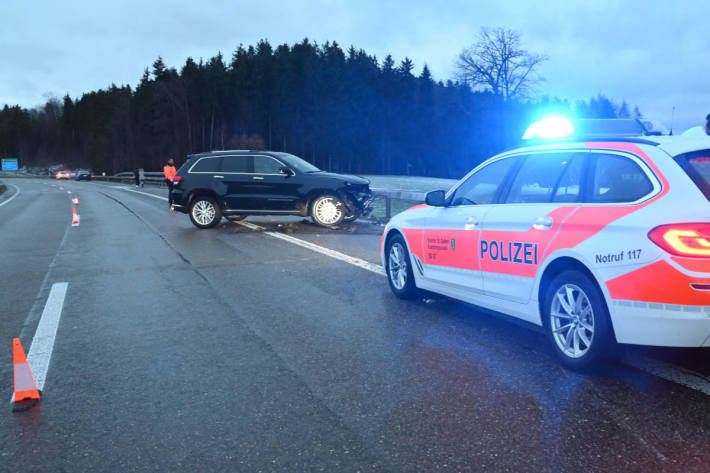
[72,207,80,226]
[12,338,40,412]
[72,195,79,205]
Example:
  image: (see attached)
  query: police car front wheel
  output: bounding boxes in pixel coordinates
[542,270,614,369]
[189,197,222,229]
[386,234,418,299]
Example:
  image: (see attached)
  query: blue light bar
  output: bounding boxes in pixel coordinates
[522,116,575,140]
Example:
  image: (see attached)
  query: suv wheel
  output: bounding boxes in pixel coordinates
[385,234,419,299]
[189,196,222,229]
[311,195,344,227]
[542,270,613,369]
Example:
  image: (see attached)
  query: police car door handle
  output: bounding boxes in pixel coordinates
[464,216,478,230]
[252,176,264,180]
[533,216,553,230]
[213,175,224,178]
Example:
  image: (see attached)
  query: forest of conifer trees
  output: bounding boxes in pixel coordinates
[0,39,638,178]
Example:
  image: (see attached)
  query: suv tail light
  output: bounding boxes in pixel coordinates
[649,223,710,257]
[172,175,182,183]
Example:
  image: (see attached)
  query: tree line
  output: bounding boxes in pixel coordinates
[0,37,640,178]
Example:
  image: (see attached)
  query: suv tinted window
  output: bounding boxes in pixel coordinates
[590,153,653,203]
[450,157,518,206]
[505,153,583,204]
[221,155,252,173]
[190,157,221,173]
[254,155,283,174]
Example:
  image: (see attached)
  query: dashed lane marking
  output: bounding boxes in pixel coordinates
[0,184,20,207]
[10,282,68,402]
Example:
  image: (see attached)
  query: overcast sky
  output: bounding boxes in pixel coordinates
[2,0,708,132]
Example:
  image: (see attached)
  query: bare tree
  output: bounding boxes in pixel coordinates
[456,27,548,101]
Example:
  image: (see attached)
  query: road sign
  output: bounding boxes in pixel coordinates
[2,158,18,171]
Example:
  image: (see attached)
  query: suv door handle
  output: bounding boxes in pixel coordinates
[533,216,553,230]
[213,175,224,179]
[252,176,264,180]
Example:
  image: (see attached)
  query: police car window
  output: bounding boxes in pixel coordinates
[221,155,252,173]
[590,153,653,203]
[552,154,585,203]
[254,156,283,174]
[190,157,221,173]
[450,157,518,206]
[506,154,579,204]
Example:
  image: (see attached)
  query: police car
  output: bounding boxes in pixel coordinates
[381,117,710,368]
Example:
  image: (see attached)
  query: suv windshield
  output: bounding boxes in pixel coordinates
[674,150,710,201]
[275,153,321,173]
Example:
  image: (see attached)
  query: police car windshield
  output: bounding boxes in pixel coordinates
[275,153,321,173]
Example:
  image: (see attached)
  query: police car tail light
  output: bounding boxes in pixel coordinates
[172,175,182,183]
[649,224,710,257]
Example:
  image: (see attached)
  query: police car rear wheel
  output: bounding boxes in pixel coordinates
[543,270,613,369]
[386,235,418,299]
[189,197,222,229]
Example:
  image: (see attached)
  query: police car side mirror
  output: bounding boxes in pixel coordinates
[279,167,294,177]
[425,190,446,207]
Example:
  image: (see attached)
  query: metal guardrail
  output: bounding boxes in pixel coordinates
[94,173,429,218]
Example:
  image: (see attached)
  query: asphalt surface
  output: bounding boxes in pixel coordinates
[1,178,708,473]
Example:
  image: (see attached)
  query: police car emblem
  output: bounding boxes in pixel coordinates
[451,238,456,250]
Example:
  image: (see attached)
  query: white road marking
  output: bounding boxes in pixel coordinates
[0,184,20,207]
[237,221,385,275]
[120,189,710,397]
[623,355,710,396]
[114,186,169,201]
[66,191,71,194]
[10,282,68,402]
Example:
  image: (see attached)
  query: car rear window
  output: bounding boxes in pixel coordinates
[674,150,710,201]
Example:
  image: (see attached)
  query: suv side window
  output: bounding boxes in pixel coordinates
[449,157,518,206]
[254,155,283,174]
[189,157,222,173]
[505,153,583,204]
[221,155,252,173]
[590,153,653,203]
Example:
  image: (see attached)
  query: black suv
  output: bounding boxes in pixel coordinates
[171,150,373,229]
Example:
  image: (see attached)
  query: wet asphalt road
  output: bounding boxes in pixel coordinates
[0,178,708,473]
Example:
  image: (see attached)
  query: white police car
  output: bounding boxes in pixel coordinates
[382,118,710,368]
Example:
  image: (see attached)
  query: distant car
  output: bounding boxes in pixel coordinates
[382,118,710,368]
[75,170,92,181]
[55,171,71,180]
[170,150,373,229]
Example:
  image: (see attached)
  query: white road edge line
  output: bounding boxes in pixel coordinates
[622,356,710,396]
[0,183,20,207]
[10,282,68,402]
[114,186,169,201]
[237,221,384,276]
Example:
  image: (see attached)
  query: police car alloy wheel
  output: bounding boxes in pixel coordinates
[311,195,344,227]
[386,234,418,299]
[189,196,222,229]
[543,270,613,369]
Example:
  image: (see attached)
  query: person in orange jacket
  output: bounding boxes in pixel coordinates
[163,158,177,205]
